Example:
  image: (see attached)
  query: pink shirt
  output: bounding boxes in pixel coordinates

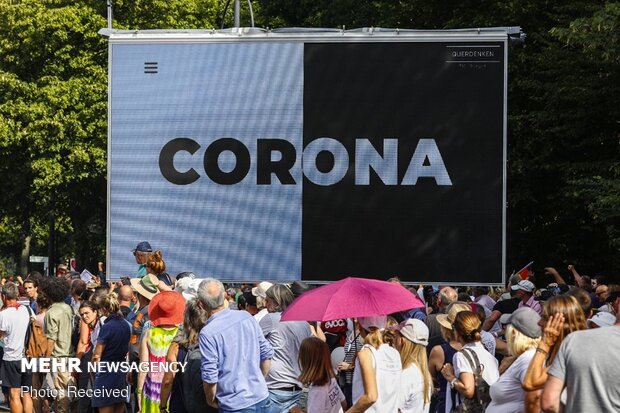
[519,294,542,316]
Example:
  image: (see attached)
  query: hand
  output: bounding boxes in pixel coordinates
[541,313,565,348]
[290,406,304,413]
[568,264,576,272]
[337,361,351,372]
[440,363,455,381]
[544,267,559,276]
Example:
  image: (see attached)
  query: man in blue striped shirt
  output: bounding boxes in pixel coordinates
[198,278,274,412]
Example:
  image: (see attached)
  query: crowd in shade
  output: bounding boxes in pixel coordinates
[0,241,618,413]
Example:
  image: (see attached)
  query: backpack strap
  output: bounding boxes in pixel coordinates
[461,347,483,377]
[21,305,35,357]
[467,347,485,376]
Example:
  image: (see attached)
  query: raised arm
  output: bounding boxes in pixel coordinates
[567,265,582,285]
[523,314,564,391]
[545,267,566,285]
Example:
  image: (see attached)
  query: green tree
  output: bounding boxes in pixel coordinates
[0,0,221,274]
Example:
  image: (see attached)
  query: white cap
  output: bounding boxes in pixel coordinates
[511,280,535,293]
[357,315,387,330]
[587,312,616,328]
[392,319,429,346]
[252,281,273,298]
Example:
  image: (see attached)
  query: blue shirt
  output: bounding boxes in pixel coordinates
[98,314,131,362]
[137,264,147,277]
[199,308,273,411]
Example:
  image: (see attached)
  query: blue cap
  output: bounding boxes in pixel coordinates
[133,241,152,253]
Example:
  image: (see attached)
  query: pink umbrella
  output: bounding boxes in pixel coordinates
[281,277,425,322]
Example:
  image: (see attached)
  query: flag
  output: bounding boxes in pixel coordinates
[516,261,534,280]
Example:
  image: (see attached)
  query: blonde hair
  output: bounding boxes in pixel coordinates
[440,325,453,342]
[506,324,540,356]
[382,316,399,347]
[453,311,482,343]
[399,337,434,404]
[362,327,384,349]
[543,295,587,363]
[147,250,166,275]
[100,292,120,315]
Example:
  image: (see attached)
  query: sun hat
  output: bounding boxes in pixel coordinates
[437,302,471,330]
[290,281,310,298]
[252,281,273,298]
[175,277,204,301]
[504,307,542,338]
[511,280,535,293]
[392,318,429,346]
[357,315,387,330]
[587,311,616,328]
[132,241,152,253]
[148,291,186,327]
[130,274,159,300]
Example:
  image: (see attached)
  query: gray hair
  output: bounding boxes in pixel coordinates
[1,282,19,300]
[265,284,294,312]
[439,287,458,308]
[197,278,225,310]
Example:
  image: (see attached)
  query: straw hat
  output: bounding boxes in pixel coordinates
[148,291,186,327]
[130,274,159,301]
[436,302,471,330]
[252,281,273,298]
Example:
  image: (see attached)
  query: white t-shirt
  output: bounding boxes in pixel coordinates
[353,344,402,413]
[0,305,31,361]
[254,308,268,323]
[480,330,496,356]
[307,377,345,413]
[399,364,430,413]
[486,349,535,413]
[446,341,499,412]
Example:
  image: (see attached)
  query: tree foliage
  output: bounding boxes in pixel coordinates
[255,1,620,277]
[0,0,220,273]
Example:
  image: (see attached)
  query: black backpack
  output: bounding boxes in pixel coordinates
[70,311,81,352]
[451,348,491,413]
[181,344,217,413]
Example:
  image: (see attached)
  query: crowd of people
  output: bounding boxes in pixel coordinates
[0,241,618,413]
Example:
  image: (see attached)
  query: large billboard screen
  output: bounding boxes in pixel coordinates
[108,32,507,284]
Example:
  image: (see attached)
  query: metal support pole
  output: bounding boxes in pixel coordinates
[233,0,240,28]
[107,0,113,29]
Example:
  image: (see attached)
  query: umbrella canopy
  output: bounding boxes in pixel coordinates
[281,277,425,322]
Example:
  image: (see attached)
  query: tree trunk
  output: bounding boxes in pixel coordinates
[19,234,31,276]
